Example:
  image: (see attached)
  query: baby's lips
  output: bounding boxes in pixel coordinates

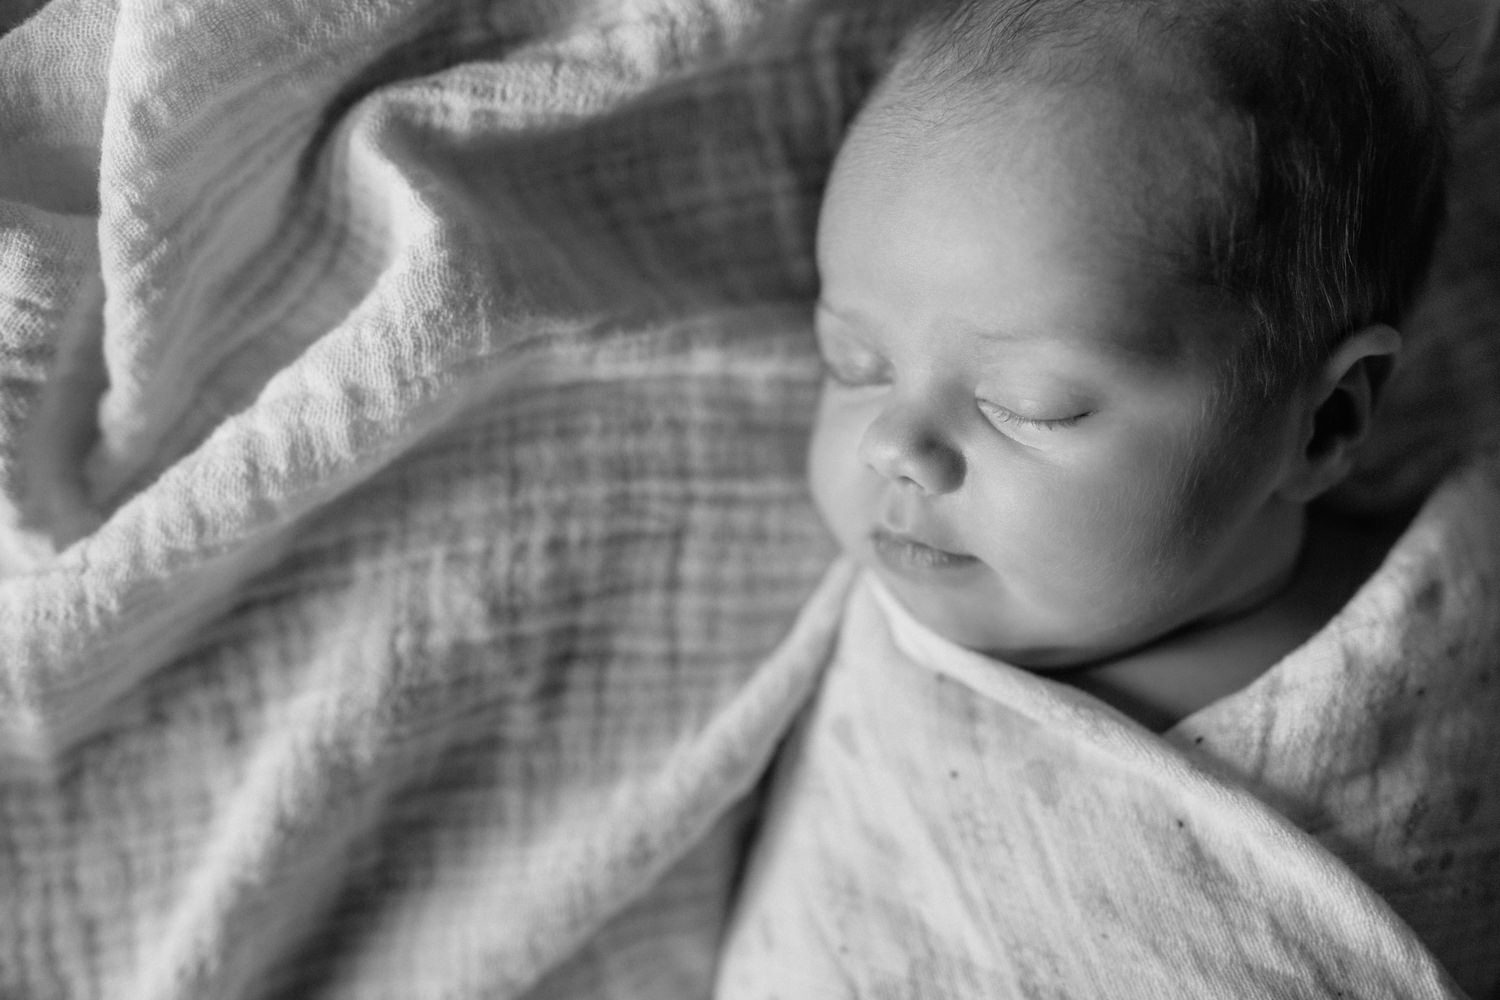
[871,522,970,559]
[869,527,981,573]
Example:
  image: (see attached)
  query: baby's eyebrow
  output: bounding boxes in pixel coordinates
[964,319,1184,371]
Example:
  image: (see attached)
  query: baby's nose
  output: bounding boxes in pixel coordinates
[858,403,965,495]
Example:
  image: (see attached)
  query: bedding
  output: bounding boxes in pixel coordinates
[717,517,1500,997]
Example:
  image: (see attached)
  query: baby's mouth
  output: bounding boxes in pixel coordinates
[869,527,980,574]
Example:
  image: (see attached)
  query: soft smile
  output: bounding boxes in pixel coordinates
[869,527,981,575]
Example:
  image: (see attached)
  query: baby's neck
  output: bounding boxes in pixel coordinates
[1055,507,1403,732]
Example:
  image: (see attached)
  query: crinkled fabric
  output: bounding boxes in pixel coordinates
[0,0,894,995]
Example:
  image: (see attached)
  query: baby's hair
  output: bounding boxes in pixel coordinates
[877,0,1451,408]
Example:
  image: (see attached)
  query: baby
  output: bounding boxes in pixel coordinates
[806,0,1447,730]
[715,0,1477,996]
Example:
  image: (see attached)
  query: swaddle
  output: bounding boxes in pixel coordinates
[716,455,1500,999]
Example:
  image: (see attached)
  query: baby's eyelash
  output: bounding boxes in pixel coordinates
[819,354,889,388]
[978,400,1088,431]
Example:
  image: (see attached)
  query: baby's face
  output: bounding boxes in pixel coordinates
[809,93,1309,668]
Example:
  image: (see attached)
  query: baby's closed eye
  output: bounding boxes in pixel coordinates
[976,399,1091,432]
[820,353,891,388]
[816,331,891,388]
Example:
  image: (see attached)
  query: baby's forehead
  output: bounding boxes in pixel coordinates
[828,80,1227,277]
[827,189,1228,342]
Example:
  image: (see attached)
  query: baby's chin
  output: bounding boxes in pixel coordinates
[876,568,1166,672]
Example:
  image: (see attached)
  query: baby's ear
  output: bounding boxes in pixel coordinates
[1278,324,1402,503]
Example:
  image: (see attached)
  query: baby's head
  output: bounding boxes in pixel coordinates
[809,0,1448,667]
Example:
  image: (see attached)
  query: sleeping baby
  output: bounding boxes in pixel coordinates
[803,0,1443,732]
[714,0,1494,996]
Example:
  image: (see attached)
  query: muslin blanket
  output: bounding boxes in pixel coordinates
[715,501,1500,997]
[1,0,1499,997]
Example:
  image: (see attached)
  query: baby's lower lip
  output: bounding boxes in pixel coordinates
[870,529,980,575]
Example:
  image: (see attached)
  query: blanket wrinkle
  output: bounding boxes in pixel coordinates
[88,2,465,509]
[77,0,844,514]
[0,205,101,570]
[0,0,112,215]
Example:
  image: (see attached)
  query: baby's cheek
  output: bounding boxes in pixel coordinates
[1029,457,1199,609]
[1098,459,1262,608]
[806,399,872,548]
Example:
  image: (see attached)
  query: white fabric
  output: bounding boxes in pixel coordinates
[0,1,880,995]
[717,456,1500,999]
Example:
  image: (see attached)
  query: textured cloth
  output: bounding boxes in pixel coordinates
[0,0,887,996]
[717,475,1500,999]
[1,0,1499,998]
